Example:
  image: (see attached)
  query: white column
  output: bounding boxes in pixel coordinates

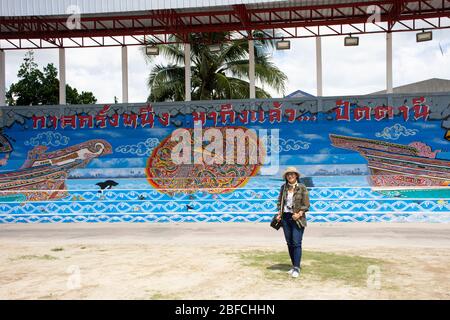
[249,39,256,99]
[386,32,393,94]
[184,42,191,101]
[121,46,128,103]
[315,37,323,97]
[59,48,66,104]
[0,50,5,106]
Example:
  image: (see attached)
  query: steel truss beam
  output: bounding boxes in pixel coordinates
[0,0,449,49]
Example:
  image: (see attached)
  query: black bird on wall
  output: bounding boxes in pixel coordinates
[96,180,119,193]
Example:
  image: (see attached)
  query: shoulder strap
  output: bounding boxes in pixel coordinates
[280,184,285,216]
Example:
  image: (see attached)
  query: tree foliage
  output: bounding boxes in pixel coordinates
[143,32,287,102]
[6,51,97,106]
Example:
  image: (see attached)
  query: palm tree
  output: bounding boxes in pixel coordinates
[143,32,287,102]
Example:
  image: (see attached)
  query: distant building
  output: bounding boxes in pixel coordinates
[371,78,450,95]
[285,89,315,98]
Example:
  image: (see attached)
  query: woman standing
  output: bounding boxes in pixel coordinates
[276,167,310,278]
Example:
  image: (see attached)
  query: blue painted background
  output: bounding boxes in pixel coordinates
[1,92,449,223]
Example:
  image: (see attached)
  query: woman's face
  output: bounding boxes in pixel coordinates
[286,172,298,184]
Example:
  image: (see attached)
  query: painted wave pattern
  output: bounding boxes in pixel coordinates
[1,185,450,223]
[62,187,384,201]
[1,199,449,215]
[3,213,450,224]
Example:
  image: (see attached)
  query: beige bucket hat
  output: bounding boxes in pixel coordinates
[282,166,301,180]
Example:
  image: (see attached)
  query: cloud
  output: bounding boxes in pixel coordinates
[411,122,438,129]
[70,130,123,139]
[335,127,364,136]
[271,30,450,97]
[375,124,418,140]
[115,137,160,156]
[24,132,70,147]
[297,148,331,163]
[393,30,450,88]
[278,138,311,152]
[294,130,327,140]
[71,132,88,138]
[89,130,123,138]
[141,128,172,137]
[5,46,151,104]
[302,134,326,141]
[279,155,294,163]
[271,34,387,97]
[10,151,25,158]
[262,136,310,153]
[5,29,450,103]
[432,137,450,145]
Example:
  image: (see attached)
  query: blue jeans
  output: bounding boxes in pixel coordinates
[281,212,305,268]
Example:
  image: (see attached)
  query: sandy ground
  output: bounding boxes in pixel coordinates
[0,222,449,300]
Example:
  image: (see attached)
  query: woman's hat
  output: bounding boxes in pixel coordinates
[282,166,301,180]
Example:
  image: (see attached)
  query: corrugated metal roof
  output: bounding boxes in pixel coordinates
[1,0,447,18]
[0,0,286,16]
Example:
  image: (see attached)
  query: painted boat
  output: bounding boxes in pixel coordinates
[376,187,450,199]
[0,194,26,202]
[329,134,450,189]
[0,138,112,201]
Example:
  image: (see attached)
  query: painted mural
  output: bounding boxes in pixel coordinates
[146,126,264,195]
[0,93,449,223]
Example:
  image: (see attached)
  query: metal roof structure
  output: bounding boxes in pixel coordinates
[1,0,450,49]
[370,78,450,94]
[2,0,281,16]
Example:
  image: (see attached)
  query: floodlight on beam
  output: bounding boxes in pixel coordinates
[208,43,221,53]
[416,30,432,42]
[344,35,359,46]
[276,40,291,50]
[145,45,159,55]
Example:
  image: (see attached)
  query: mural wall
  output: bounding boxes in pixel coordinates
[0,92,449,223]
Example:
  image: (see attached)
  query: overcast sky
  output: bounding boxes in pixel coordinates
[4,28,450,103]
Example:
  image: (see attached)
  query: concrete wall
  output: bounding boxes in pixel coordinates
[0,92,449,223]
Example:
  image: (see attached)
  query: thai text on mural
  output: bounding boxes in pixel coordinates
[30,102,317,129]
[192,102,316,126]
[334,97,430,121]
[30,97,431,129]
[31,105,171,129]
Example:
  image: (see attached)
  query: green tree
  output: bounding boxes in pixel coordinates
[6,51,97,106]
[40,63,59,105]
[66,85,97,105]
[6,51,43,105]
[143,32,287,102]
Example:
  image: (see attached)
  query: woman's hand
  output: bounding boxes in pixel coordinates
[276,213,282,221]
[292,211,304,221]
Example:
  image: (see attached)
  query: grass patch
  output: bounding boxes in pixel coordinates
[236,250,387,287]
[50,247,64,252]
[149,292,180,300]
[10,254,58,261]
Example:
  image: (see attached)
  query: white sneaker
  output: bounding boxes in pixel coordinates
[291,268,300,278]
[287,267,295,275]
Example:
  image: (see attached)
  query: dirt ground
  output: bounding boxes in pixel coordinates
[0,222,449,300]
